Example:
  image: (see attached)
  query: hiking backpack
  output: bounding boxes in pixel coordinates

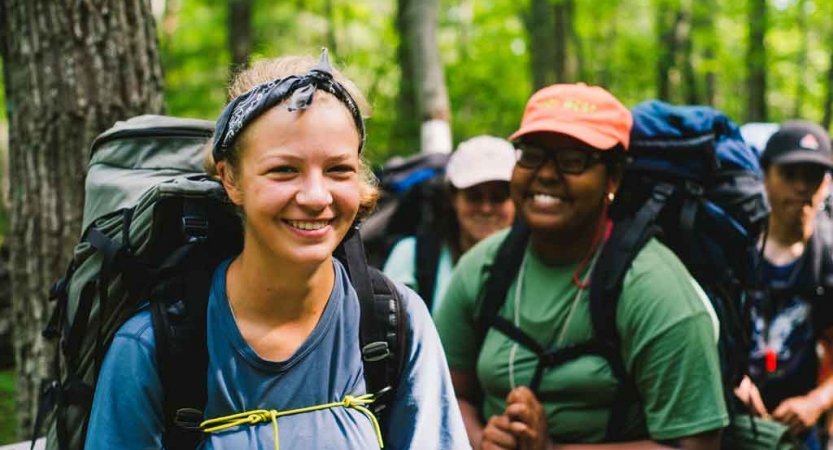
[361,152,451,308]
[33,115,408,450]
[478,101,777,445]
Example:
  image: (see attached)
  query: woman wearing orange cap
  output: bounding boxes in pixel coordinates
[434,84,727,449]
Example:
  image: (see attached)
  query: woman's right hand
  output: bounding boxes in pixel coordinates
[482,414,519,450]
[733,376,770,419]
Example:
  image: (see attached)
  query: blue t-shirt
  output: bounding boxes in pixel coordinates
[85,258,470,450]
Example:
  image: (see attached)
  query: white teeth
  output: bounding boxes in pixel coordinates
[287,220,330,231]
[533,194,561,206]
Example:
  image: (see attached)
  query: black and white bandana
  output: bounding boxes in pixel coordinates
[212,48,366,162]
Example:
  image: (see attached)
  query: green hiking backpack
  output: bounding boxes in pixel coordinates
[33,115,408,450]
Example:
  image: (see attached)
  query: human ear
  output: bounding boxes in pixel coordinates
[217,161,244,205]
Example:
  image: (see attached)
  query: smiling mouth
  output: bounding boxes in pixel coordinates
[528,193,569,207]
[284,219,333,231]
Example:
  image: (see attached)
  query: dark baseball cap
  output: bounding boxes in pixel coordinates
[761,120,832,169]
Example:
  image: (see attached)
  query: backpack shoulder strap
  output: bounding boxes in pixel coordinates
[414,229,442,309]
[588,183,671,441]
[477,221,530,340]
[339,228,408,419]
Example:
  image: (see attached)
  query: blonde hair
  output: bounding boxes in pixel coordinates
[207,54,379,221]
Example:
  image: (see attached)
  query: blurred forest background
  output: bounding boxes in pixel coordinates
[0,0,832,443]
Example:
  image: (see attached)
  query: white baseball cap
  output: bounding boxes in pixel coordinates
[446,135,516,189]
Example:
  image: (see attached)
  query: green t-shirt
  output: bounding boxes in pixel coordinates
[434,229,729,443]
[382,236,455,314]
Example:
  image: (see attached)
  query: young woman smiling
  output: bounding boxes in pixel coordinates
[434,84,728,450]
[84,51,469,450]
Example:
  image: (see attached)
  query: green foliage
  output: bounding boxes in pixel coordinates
[0,369,16,444]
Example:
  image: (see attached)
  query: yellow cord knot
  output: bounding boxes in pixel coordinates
[200,394,384,450]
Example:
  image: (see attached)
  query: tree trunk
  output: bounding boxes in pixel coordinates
[746,0,768,122]
[324,0,338,57]
[824,43,833,130]
[552,1,567,83]
[401,0,452,153]
[563,0,585,82]
[228,0,253,73]
[680,11,700,104]
[792,0,807,118]
[526,0,558,89]
[656,4,683,101]
[694,0,717,105]
[393,0,420,153]
[0,0,165,438]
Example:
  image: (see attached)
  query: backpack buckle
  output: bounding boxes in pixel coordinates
[182,216,209,243]
[361,341,390,362]
[174,408,205,431]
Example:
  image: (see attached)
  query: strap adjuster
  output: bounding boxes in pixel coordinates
[174,408,205,431]
[361,341,390,362]
[182,216,209,243]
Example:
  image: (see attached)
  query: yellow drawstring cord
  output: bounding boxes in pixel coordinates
[199,393,384,450]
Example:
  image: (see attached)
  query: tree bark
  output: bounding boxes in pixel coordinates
[824,43,833,130]
[746,0,768,122]
[656,3,683,102]
[393,0,420,152]
[563,0,585,82]
[680,11,700,104]
[526,0,558,89]
[0,0,165,438]
[694,0,717,105]
[792,0,808,118]
[401,0,452,153]
[228,0,253,73]
[324,0,338,57]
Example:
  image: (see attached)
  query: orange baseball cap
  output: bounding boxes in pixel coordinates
[509,83,633,150]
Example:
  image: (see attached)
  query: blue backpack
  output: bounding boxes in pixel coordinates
[478,101,778,445]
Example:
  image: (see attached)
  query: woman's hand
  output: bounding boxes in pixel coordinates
[733,376,769,419]
[482,414,520,450]
[505,387,553,450]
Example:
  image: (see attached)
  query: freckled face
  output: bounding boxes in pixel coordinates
[220,96,361,267]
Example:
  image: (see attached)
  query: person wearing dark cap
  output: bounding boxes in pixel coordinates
[434,83,727,448]
[735,120,833,450]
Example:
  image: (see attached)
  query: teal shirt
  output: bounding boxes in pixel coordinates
[383,236,454,314]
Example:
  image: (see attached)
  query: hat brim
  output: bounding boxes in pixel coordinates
[509,121,619,149]
[769,150,833,169]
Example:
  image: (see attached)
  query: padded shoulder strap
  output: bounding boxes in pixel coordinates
[478,221,530,340]
[339,228,408,418]
[414,229,442,309]
[589,183,673,348]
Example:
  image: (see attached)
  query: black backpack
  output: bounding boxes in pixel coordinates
[477,102,772,443]
[33,115,408,450]
[362,152,452,309]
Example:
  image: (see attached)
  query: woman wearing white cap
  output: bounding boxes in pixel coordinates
[383,135,516,314]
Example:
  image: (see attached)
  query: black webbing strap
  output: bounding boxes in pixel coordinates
[478,221,530,341]
[589,183,671,441]
[414,229,442,309]
[341,228,395,404]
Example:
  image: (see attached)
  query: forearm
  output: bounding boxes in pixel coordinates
[807,373,833,412]
[458,398,485,450]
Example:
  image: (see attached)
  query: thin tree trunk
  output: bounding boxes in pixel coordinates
[228,0,253,73]
[563,0,585,82]
[656,4,683,101]
[325,0,338,57]
[402,0,452,153]
[526,0,558,89]
[393,0,420,153]
[680,11,699,104]
[0,0,165,438]
[598,7,619,89]
[695,0,718,105]
[823,43,833,130]
[552,1,567,83]
[746,0,768,122]
[792,0,808,118]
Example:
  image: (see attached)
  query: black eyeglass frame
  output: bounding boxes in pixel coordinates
[513,142,614,175]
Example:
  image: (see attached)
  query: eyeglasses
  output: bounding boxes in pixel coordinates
[514,143,605,174]
[460,186,511,205]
